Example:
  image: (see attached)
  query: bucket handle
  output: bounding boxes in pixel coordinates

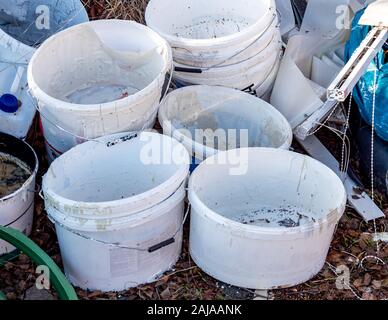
[40,189,191,254]
[174,66,203,74]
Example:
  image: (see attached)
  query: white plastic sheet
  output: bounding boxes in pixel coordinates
[270,0,372,129]
[275,0,296,36]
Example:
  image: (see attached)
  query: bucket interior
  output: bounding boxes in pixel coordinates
[146,0,271,40]
[161,87,291,151]
[30,21,168,105]
[190,149,345,228]
[0,132,36,198]
[45,134,187,203]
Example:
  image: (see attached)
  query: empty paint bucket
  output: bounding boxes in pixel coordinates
[146,0,282,96]
[0,132,38,255]
[189,148,346,289]
[42,132,190,291]
[158,86,292,166]
[28,20,172,162]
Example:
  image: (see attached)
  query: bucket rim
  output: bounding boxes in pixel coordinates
[46,182,186,232]
[0,132,39,202]
[145,0,276,47]
[188,147,347,236]
[42,132,190,214]
[27,20,172,112]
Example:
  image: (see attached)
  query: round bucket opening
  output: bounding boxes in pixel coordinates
[29,20,170,105]
[159,86,292,158]
[146,0,272,41]
[190,148,346,231]
[0,132,38,200]
[43,132,189,214]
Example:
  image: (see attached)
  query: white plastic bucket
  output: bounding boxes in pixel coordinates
[172,34,282,94]
[145,0,278,67]
[158,86,292,162]
[189,148,347,289]
[173,51,282,95]
[28,20,172,162]
[0,133,38,255]
[42,132,190,291]
[145,0,281,95]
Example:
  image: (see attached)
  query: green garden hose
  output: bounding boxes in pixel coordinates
[0,226,78,300]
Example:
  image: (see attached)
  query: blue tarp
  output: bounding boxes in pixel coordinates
[345,8,388,142]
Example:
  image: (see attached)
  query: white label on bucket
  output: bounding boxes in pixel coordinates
[109,248,138,278]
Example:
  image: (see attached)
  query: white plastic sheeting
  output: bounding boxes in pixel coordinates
[275,0,296,36]
[359,0,388,27]
[270,0,373,129]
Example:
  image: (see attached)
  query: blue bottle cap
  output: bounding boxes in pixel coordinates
[0,94,19,113]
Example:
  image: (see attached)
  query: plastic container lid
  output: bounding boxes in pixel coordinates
[0,94,19,113]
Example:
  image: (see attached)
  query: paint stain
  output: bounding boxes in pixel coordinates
[238,206,317,228]
[0,153,31,198]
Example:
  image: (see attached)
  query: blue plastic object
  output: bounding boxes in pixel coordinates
[0,94,19,113]
[345,8,388,142]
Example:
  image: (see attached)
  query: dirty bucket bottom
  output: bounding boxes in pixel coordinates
[235,205,317,228]
[63,83,140,104]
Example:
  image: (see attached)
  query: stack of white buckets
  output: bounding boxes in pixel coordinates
[26,1,347,293]
[145,0,282,99]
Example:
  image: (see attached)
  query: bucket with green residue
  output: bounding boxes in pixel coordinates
[0,132,39,255]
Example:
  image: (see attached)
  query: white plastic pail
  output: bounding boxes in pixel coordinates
[28,20,172,162]
[189,148,347,289]
[158,86,292,162]
[42,132,190,291]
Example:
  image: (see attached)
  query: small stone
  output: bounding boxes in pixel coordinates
[362,292,377,300]
[6,292,17,300]
[363,273,372,286]
[353,278,363,288]
[359,233,373,250]
[24,286,54,300]
[372,280,382,290]
[160,288,171,299]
